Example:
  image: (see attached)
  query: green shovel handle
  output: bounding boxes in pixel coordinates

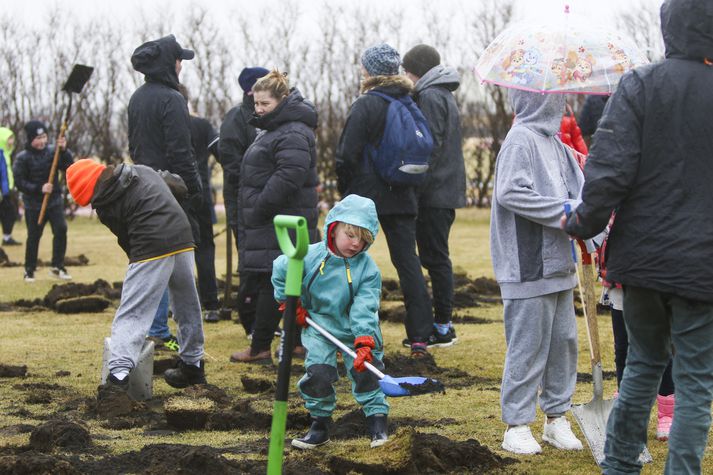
[274,215,309,297]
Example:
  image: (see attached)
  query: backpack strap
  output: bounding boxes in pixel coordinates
[365,90,395,102]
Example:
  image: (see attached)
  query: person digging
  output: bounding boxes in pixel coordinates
[66,159,207,398]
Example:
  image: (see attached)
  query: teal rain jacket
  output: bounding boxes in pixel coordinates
[272,194,382,344]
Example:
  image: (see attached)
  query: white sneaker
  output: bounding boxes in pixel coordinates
[542,417,583,450]
[502,425,542,455]
[50,267,72,280]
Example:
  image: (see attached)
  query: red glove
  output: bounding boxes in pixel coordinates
[278,300,309,328]
[353,336,375,372]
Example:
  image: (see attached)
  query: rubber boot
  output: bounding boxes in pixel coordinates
[656,394,675,441]
[164,360,206,388]
[291,416,331,449]
[366,414,389,448]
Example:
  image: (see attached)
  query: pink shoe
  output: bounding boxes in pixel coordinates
[656,394,675,441]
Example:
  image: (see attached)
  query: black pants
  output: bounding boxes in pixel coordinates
[242,271,302,352]
[611,307,674,395]
[194,193,219,310]
[416,207,456,324]
[0,191,18,235]
[379,214,433,343]
[24,205,66,272]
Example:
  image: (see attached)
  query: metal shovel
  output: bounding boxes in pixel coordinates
[305,316,444,397]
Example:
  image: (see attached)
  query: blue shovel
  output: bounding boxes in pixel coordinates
[305,316,444,397]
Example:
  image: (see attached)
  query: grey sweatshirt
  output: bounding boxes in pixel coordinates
[490,90,583,299]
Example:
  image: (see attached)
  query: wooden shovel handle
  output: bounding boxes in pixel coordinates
[581,260,601,367]
[38,122,67,225]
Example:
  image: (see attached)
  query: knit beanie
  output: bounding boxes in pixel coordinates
[361,43,401,76]
[402,44,441,78]
[238,67,269,94]
[24,120,47,144]
[66,159,106,206]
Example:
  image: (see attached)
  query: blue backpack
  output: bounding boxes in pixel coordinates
[364,91,433,186]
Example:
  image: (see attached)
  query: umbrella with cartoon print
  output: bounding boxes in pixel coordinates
[474,5,648,95]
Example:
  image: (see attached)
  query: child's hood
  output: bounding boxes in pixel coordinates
[91,164,134,207]
[509,89,565,137]
[323,194,379,251]
[0,127,14,156]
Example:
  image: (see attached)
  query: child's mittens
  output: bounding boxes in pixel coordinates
[278,300,309,328]
[353,336,375,372]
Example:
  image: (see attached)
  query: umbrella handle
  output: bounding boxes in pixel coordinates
[305,316,386,380]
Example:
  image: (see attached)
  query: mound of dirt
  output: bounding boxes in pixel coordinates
[29,420,92,452]
[383,353,498,390]
[44,279,117,308]
[329,410,455,441]
[165,397,216,430]
[241,375,276,393]
[0,451,79,475]
[0,364,27,378]
[55,296,112,313]
[96,385,135,419]
[183,384,232,407]
[205,398,310,432]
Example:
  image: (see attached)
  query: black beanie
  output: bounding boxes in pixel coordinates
[24,120,47,144]
[402,44,441,78]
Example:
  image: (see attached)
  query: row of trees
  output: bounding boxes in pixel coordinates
[0,0,663,207]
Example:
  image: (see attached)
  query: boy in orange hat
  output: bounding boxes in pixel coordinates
[66,159,207,394]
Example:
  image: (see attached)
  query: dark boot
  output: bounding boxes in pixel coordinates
[291,416,331,449]
[367,414,389,448]
[164,360,206,388]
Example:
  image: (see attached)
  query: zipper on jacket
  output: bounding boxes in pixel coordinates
[306,254,330,292]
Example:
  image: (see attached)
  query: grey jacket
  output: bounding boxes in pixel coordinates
[413,66,466,209]
[490,90,583,299]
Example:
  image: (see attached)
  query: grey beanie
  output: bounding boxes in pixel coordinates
[361,43,401,76]
[402,44,441,78]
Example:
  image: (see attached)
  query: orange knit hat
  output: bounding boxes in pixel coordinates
[66,159,106,206]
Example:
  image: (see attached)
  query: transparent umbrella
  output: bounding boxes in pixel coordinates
[474,5,648,95]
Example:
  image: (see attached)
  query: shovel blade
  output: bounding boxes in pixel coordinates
[63,64,94,93]
[572,397,652,466]
[379,375,444,397]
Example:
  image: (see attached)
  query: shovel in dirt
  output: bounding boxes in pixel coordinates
[267,215,309,475]
[564,205,652,466]
[38,64,94,225]
[305,316,444,397]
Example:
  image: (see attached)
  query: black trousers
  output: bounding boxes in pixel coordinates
[416,207,456,324]
[380,214,433,343]
[0,191,18,235]
[194,194,219,310]
[24,205,66,272]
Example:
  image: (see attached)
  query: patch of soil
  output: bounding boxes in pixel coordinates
[241,375,276,393]
[205,398,310,431]
[329,410,457,441]
[0,424,36,436]
[183,384,232,407]
[164,397,216,430]
[12,382,65,391]
[55,370,71,377]
[379,305,406,323]
[451,312,496,324]
[95,386,136,419]
[44,279,116,308]
[25,391,53,404]
[29,420,92,452]
[55,296,111,313]
[0,451,79,475]
[452,289,482,308]
[577,370,617,383]
[153,354,180,375]
[383,353,498,390]
[399,378,445,396]
[0,364,27,378]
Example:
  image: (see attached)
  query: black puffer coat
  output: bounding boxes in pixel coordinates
[238,89,320,273]
[92,164,194,263]
[13,145,73,210]
[128,35,202,197]
[565,0,713,302]
[336,75,418,216]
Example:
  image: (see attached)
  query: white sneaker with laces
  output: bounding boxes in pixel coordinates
[502,425,542,455]
[50,267,72,280]
[542,417,583,450]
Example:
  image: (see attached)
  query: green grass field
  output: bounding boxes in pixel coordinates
[0,208,704,473]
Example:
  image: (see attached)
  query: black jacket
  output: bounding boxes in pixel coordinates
[238,89,320,273]
[577,95,609,137]
[92,164,194,263]
[128,36,202,197]
[336,75,418,216]
[412,66,467,209]
[189,115,219,196]
[13,145,73,210]
[219,94,257,185]
[566,0,713,302]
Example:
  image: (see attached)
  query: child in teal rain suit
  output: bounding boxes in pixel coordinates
[272,194,389,450]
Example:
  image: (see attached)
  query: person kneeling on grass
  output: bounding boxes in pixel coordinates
[66,159,207,394]
[272,195,389,449]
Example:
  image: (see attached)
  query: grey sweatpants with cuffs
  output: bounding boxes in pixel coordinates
[500,289,578,426]
[109,250,204,374]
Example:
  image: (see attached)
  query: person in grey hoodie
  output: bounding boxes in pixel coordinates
[402,45,466,348]
[490,89,584,455]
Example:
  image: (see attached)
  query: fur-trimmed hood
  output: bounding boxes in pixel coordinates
[360,74,413,94]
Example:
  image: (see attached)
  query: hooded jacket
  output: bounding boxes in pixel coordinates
[0,128,15,194]
[565,0,713,302]
[12,142,73,210]
[128,36,201,197]
[413,66,466,209]
[91,164,194,263]
[272,194,383,344]
[336,75,419,216]
[238,88,320,273]
[219,93,257,185]
[491,90,584,299]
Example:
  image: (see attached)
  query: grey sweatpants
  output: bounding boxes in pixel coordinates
[108,250,204,374]
[501,289,578,425]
